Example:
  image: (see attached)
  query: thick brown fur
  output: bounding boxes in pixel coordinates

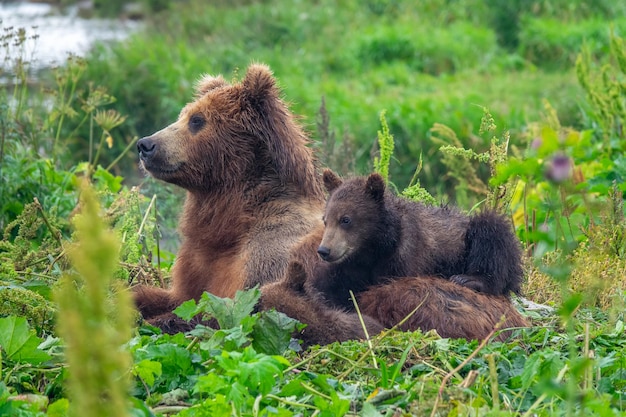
[257,262,384,347]
[310,170,524,310]
[133,64,326,327]
[358,277,528,342]
[272,228,527,345]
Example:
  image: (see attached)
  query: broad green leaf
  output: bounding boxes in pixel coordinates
[225,381,248,409]
[194,373,229,396]
[491,157,541,186]
[252,309,302,355]
[196,287,260,329]
[136,344,193,375]
[133,360,163,387]
[277,379,309,397]
[47,399,70,417]
[237,350,286,395]
[222,326,252,350]
[173,299,199,321]
[128,397,156,417]
[177,395,231,417]
[93,166,123,193]
[520,352,542,391]
[199,326,251,352]
[0,316,51,365]
[361,402,384,417]
[537,125,559,157]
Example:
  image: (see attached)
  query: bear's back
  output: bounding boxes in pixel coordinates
[384,197,469,277]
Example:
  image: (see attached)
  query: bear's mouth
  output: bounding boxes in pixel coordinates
[140,159,183,180]
[321,248,350,264]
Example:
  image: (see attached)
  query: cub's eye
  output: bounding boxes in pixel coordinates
[188,114,205,133]
[339,216,351,227]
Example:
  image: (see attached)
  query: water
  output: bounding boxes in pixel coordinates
[0,1,140,69]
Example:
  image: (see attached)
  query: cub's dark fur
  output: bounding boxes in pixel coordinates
[309,170,523,310]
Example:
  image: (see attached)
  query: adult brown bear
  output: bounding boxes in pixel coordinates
[133,64,325,329]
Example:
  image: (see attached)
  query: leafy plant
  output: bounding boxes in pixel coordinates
[373,111,436,205]
[429,106,517,210]
[174,287,302,355]
[519,17,626,68]
[576,31,626,155]
[54,183,134,417]
[0,316,51,365]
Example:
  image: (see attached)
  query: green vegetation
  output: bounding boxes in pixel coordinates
[69,0,625,199]
[1,1,625,416]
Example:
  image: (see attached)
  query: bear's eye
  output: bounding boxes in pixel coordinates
[188,114,206,133]
[339,216,351,228]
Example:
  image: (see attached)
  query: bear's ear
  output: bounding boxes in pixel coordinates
[241,64,278,107]
[195,74,227,97]
[323,169,342,194]
[284,261,308,294]
[366,173,386,202]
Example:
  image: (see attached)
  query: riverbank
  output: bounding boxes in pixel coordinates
[0,1,140,70]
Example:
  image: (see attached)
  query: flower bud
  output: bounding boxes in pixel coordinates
[545,153,572,183]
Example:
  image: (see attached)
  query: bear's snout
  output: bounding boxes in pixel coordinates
[137,136,157,159]
[317,245,331,261]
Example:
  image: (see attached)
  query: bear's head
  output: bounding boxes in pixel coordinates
[317,170,388,263]
[137,64,316,194]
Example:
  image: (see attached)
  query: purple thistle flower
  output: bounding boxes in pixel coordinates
[545,153,572,183]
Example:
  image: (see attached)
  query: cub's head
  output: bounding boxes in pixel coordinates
[137,64,312,192]
[317,170,387,263]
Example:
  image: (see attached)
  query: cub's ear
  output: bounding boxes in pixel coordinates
[366,173,386,202]
[195,74,227,97]
[323,169,342,194]
[241,63,278,107]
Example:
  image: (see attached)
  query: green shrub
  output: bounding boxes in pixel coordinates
[486,0,524,50]
[528,0,626,21]
[519,17,626,68]
[412,22,497,74]
[357,28,416,66]
[355,22,497,75]
[576,33,626,148]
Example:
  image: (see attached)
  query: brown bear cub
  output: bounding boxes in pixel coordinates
[259,233,527,345]
[311,170,524,310]
[133,64,326,329]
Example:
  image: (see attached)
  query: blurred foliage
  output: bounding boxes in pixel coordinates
[519,18,626,68]
[54,184,134,417]
[63,0,625,198]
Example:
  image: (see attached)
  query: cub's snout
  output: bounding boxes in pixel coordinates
[317,245,331,261]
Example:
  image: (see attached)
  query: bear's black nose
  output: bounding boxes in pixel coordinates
[317,246,331,260]
[137,137,156,158]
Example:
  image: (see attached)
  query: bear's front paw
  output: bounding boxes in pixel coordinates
[449,274,485,293]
